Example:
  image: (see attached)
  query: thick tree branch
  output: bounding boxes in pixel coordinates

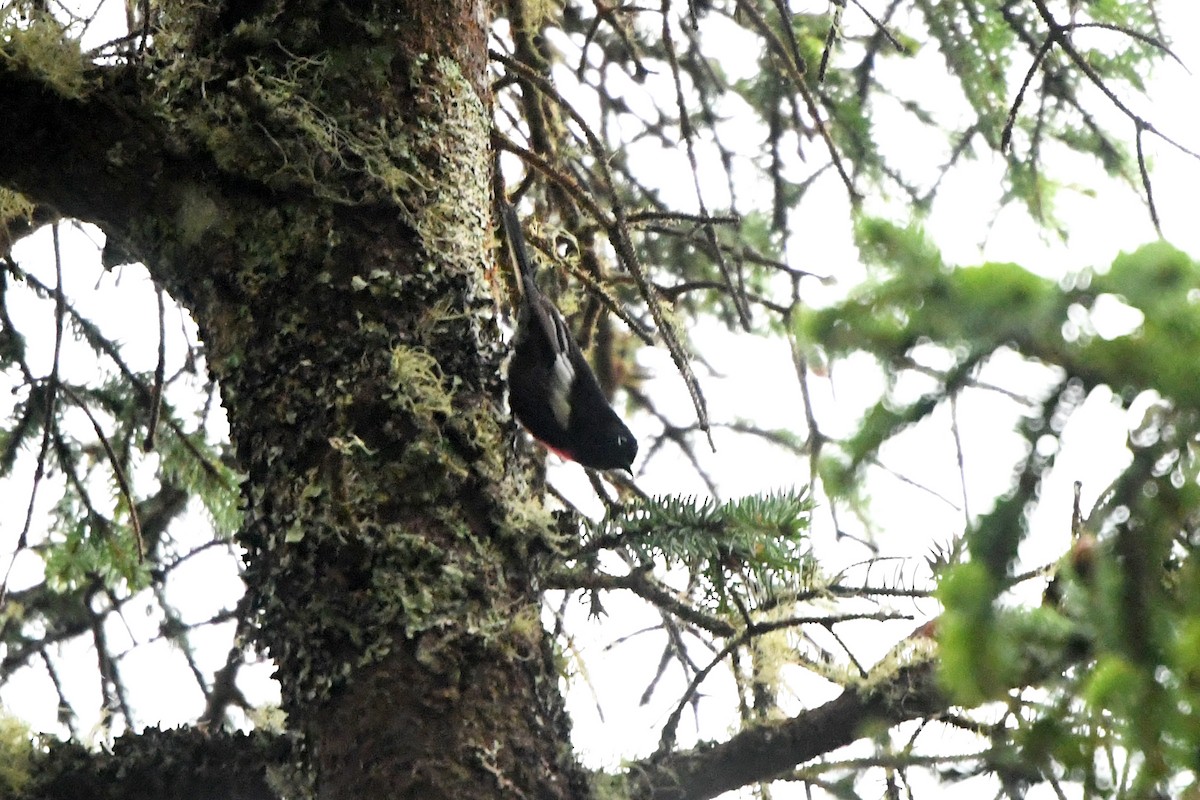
[0,53,255,276]
[22,728,287,800]
[0,59,169,246]
[625,659,943,800]
[626,622,1087,800]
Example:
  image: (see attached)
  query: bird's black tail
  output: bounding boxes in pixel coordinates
[500,202,537,283]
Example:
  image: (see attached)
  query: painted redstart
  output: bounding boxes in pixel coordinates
[501,203,638,472]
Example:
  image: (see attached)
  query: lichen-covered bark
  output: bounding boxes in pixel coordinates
[26,728,283,800]
[154,3,586,798]
[3,2,589,798]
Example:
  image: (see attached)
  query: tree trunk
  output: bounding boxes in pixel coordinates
[3,2,589,797]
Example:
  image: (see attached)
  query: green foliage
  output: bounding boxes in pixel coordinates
[804,221,1068,498]
[1083,243,1200,408]
[935,562,1007,705]
[42,495,152,594]
[804,224,1200,514]
[592,490,815,608]
[896,1,1161,224]
[14,376,238,594]
[808,221,1200,792]
[938,564,1078,705]
[915,0,1014,144]
[157,425,241,537]
[0,390,38,477]
[809,219,1064,361]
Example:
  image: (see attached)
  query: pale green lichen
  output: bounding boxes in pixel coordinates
[155,41,426,210]
[0,711,33,796]
[499,492,560,546]
[748,610,796,717]
[0,12,88,99]
[854,633,938,696]
[173,184,223,247]
[390,344,454,418]
[512,0,560,31]
[0,188,35,223]
[0,188,37,253]
[407,55,491,282]
[589,770,630,800]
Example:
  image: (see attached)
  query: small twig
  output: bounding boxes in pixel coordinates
[949,394,972,530]
[1002,35,1054,153]
[817,0,842,82]
[733,0,858,203]
[1134,125,1160,234]
[847,0,906,53]
[61,385,145,563]
[543,568,737,637]
[657,629,748,754]
[625,210,739,227]
[661,0,752,332]
[1,225,66,604]
[144,283,166,451]
[1028,0,1200,232]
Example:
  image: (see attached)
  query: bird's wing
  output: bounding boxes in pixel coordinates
[534,294,576,430]
[502,202,577,429]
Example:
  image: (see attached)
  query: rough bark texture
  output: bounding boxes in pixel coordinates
[3,2,588,798]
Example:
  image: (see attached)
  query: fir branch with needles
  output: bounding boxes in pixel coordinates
[580,490,816,610]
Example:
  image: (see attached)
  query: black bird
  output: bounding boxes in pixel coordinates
[501,203,637,472]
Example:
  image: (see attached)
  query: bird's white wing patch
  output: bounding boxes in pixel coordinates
[550,351,574,429]
[539,300,577,429]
